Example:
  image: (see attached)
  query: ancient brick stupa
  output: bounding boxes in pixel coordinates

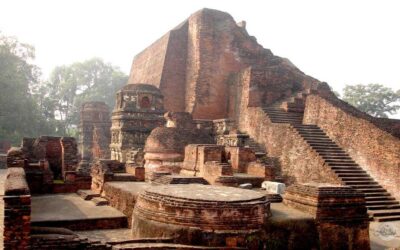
[110,83,165,162]
[143,112,213,177]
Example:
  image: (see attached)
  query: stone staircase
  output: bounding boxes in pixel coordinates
[293,124,400,222]
[261,93,400,222]
[244,137,266,158]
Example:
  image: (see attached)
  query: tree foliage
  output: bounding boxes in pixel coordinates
[0,33,55,144]
[40,58,128,134]
[342,84,400,118]
[0,33,128,144]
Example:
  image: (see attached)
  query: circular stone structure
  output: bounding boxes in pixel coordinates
[132,184,269,247]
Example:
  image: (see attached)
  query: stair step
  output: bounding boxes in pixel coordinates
[367,204,400,210]
[354,188,386,193]
[369,209,400,217]
[77,189,100,200]
[344,180,377,185]
[328,162,359,166]
[335,170,367,174]
[364,192,392,197]
[324,159,358,165]
[348,184,382,188]
[373,215,400,222]
[301,136,331,140]
[366,200,399,205]
[323,156,353,160]
[91,197,109,206]
[338,173,370,177]
[331,167,363,171]
[340,177,373,181]
[365,196,395,201]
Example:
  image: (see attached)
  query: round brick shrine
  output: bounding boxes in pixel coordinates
[132,184,269,247]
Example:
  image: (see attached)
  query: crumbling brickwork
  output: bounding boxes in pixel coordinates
[78,101,111,162]
[3,167,31,250]
[110,84,165,163]
[303,93,400,200]
[129,9,318,119]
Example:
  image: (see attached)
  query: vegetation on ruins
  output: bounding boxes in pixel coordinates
[342,84,400,118]
[0,33,128,144]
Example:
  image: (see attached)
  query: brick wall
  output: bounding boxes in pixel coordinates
[3,167,31,250]
[304,94,400,200]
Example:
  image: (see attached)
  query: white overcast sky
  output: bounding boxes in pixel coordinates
[0,0,399,94]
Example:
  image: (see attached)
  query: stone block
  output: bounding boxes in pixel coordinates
[239,183,252,189]
[262,181,286,194]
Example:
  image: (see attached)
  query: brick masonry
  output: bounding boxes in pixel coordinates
[3,167,31,250]
[304,93,400,200]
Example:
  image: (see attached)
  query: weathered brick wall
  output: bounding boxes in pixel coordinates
[128,33,170,86]
[238,106,341,185]
[61,137,78,178]
[304,94,400,200]
[3,167,31,250]
[235,70,338,185]
[128,9,319,120]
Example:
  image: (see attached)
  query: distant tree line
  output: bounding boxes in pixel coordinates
[0,33,127,145]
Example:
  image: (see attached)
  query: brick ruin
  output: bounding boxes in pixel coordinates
[2,7,400,250]
[78,102,111,165]
[110,83,165,163]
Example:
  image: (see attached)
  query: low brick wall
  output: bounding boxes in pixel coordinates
[3,167,31,250]
[304,94,400,200]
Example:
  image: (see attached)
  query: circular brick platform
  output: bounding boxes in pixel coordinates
[132,184,269,246]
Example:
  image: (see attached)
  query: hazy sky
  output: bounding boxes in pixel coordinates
[0,0,399,94]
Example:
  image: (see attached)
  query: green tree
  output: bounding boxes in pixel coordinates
[42,58,127,134]
[0,33,56,144]
[342,84,400,118]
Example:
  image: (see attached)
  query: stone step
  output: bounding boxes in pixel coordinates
[112,173,136,182]
[77,189,101,200]
[91,197,110,206]
[327,162,359,167]
[338,173,370,178]
[297,129,325,132]
[347,184,382,189]
[363,192,392,197]
[344,180,377,185]
[267,113,303,118]
[367,204,400,210]
[305,139,334,143]
[292,125,318,128]
[298,132,327,136]
[373,215,400,222]
[324,159,358,165]
[323,156,353,160]
[268,117,301,121]
[365,196,395,201]
[334,170,367,174]
[331,167,363,171]
[309,143,339,147]
[366,200,399,206]
[340,176,374,181]
[354,188,387,193]
[369,209,400,217]
[301,135,331,140]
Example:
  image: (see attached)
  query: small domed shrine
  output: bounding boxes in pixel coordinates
[144,112,213,176]
[110,83,165,162]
